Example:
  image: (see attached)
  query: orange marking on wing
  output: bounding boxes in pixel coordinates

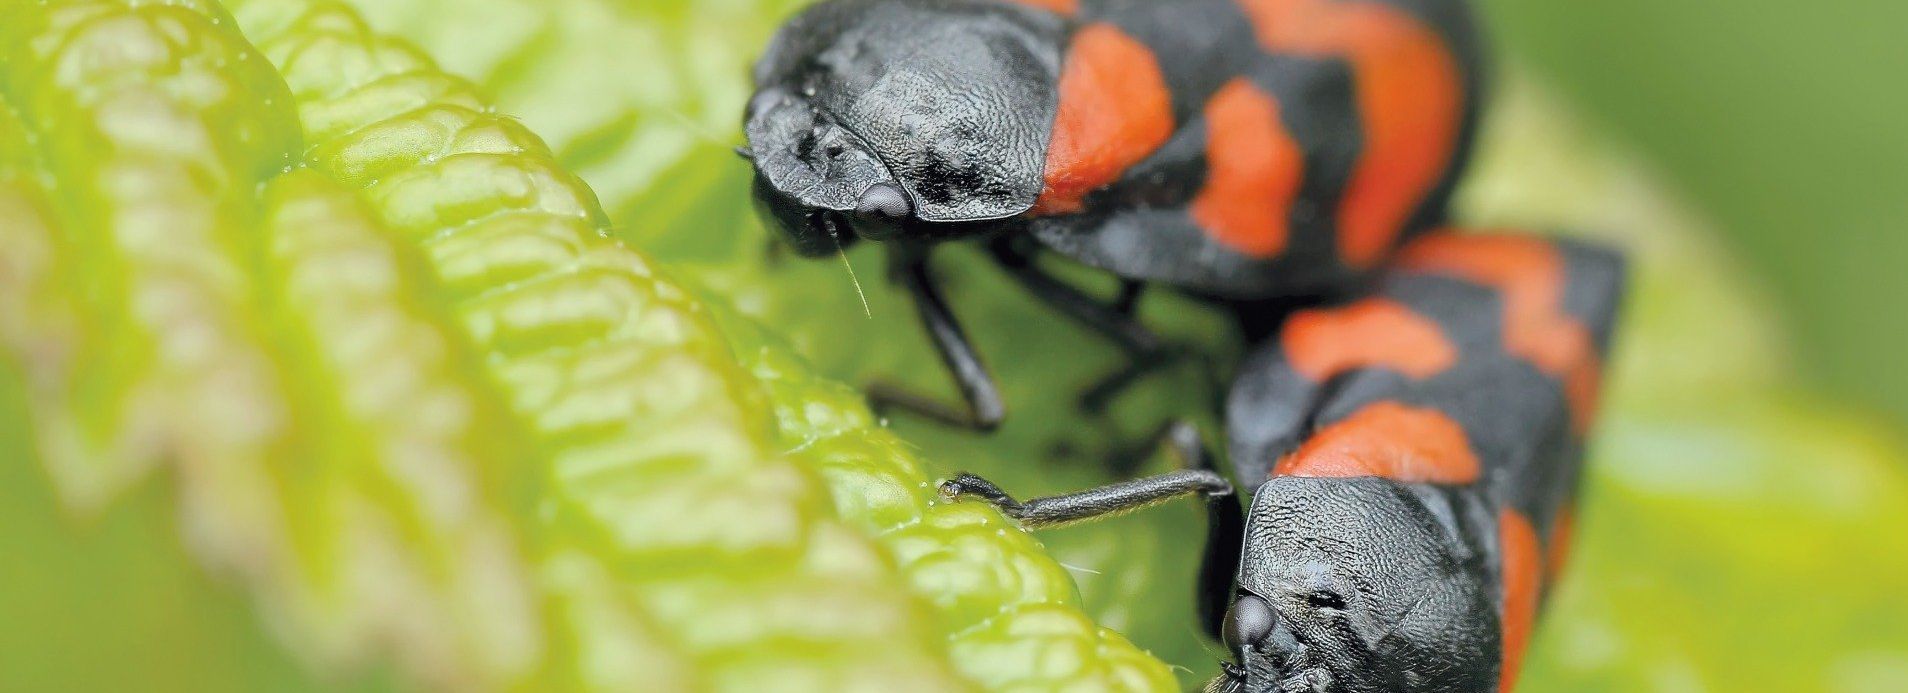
[1558,353,1605,436]
[1190,78,1304,257]
[1545,505,1575,586]
[1235,0,1464,268]
[1033,24,1175,215]
[1273,401,1480,483]
[1498,509,1542,693]
[1397,234,1604,434]
[1002,0,1079,15]
[1282,298,1457,381]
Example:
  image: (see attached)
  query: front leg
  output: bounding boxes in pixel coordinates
[867,246,1006,432]
[941,420,1245,638]
[940,468,1230,529]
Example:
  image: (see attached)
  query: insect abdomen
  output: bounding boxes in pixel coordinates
[1007,0,1485,293]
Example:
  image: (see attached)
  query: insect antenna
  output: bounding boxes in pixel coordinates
[823,215,871,318]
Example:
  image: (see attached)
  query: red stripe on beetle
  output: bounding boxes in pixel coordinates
[1034,24,1176,215]
[1273,401,1481,483]
[1498,508,1542,693]
[1190,78,1304,257]
[1001,0,1079,15]
[1397,234,1604,434]
[1235,0,1465,268]
[1282,297,1458,381]
[1545,505,1575,586]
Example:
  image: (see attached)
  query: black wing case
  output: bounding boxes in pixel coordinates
[1024,0,1486,299]
[1226,232,1624,689]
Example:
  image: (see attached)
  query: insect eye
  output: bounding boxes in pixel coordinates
[1222,594,1276,654]
[1306,590,1347,610]
[855,183,912,219]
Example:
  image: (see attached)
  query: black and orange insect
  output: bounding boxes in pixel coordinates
[744,0,1484,429]
[942,234,1626,692]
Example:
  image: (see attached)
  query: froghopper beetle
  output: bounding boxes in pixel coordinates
[943,233,1627,692]
[743,0,1484,430]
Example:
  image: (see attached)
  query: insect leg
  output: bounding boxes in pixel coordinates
[987,241,1196,412]
[940,468,1229,528]
[1078,355,1183,413]
[1156,420,1245,640]
[1111,278,1145,315]
[867,247,1007,432]
[989,239,1165,354]
[941,420,1243,636]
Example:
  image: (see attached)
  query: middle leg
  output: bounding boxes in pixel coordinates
[987,239,1195,412]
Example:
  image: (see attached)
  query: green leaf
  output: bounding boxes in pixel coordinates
[0,0,1170,690]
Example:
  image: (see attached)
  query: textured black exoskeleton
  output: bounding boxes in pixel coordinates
[744,0,1485,430]
[944,234,1627,692]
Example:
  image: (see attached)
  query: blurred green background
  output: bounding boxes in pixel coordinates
[1482,0,1908,431]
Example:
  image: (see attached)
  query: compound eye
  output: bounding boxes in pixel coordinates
[855,183,912,220]
[1222,594,1277,654]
